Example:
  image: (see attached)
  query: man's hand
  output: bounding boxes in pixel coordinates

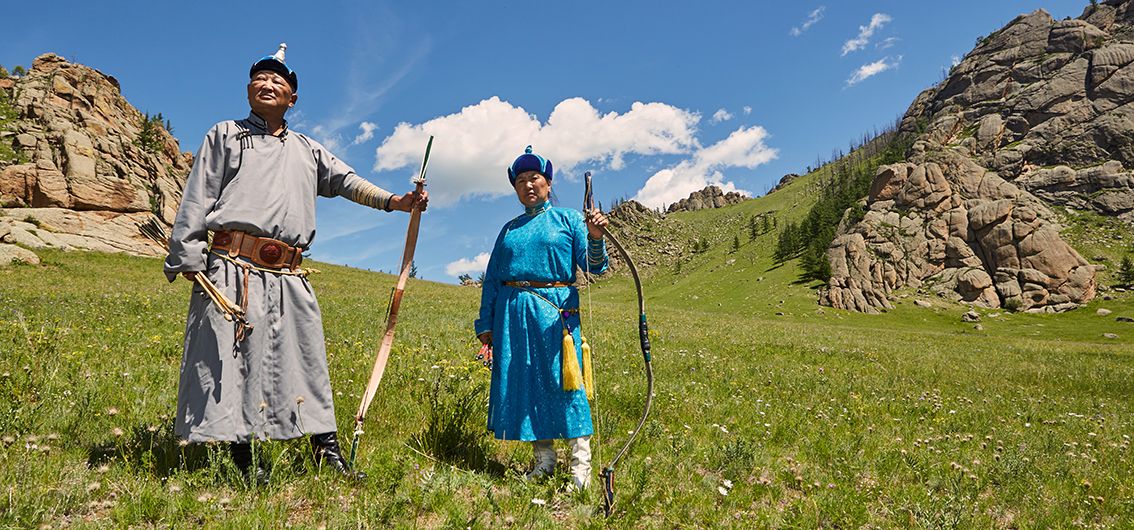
[477,331,492,346]
[389,190,429,212]
[182,271,198,282]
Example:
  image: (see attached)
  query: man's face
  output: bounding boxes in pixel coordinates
[247,70,297,118]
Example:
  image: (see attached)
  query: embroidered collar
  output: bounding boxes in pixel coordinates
[524,201,551,216]
[246,111,289,138]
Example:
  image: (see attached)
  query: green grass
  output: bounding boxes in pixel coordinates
[1,235,1132,527]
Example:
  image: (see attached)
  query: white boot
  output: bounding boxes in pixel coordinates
[525,440,556,480]
[567,436,592,491]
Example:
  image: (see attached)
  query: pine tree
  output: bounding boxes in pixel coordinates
[731,235,740,253]
[748,216,758,242]
[774,222,800,264]
[409,260,418,279]
[11,65,25,77]
[1119,255,1134,287]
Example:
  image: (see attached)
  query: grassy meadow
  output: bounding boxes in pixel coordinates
[2,170,1134,527]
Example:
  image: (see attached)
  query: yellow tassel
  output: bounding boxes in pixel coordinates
[561,328,584,391]
[581,336,595,401]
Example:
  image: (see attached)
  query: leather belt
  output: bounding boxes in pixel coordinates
[503,280,573,288]
[210,230,303,270]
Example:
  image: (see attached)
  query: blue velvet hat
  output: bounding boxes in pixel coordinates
[508,145,553,185]
[250,43,298,92]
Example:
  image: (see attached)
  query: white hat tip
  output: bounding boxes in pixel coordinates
[273,43,287,63]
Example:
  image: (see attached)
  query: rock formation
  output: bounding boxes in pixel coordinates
[0,53,191,258]
[666,185,747,213]
[821,3,1134,313]
[767,173,800,195]
[823,150,1095,313]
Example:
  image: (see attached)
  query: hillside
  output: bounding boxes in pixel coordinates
[1,248,1132,527]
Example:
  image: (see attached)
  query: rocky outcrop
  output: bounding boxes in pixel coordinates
[666,185,746,213]
[0,53,191,257]
[819,4,1134,313]
[823,151,1095,313]
[899,7,1134,223]
[768,173,800,195]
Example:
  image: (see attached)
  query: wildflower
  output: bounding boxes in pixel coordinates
[178,440,189,447]
[296,395,305,405]
[97,464,110,473]
[112,427,124,438]
[722,479,733,489]
[531,498,547,506]
[717,486,729,496]
[107,407,119,416]
[87,482,101,493]
[169,484,182,493]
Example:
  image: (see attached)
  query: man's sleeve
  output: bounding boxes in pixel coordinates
[164,124,227,282]
[313,142,395,210]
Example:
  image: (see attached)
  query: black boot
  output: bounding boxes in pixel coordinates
[229,442,269,485]
[310,432,367,481]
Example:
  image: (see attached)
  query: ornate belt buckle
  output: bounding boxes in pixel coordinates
[258,241,283,266]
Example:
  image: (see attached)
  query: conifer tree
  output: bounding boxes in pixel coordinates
[1119,255,1134,287]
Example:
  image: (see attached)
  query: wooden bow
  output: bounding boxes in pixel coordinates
[583,171,655,517]
[349,135,432,465]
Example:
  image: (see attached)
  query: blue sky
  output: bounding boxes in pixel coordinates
[2,1,1085,281]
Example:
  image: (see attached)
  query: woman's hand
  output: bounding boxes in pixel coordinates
[390,189,430,212]
[585,209,608,240]
[477,331,492,345]
[182,271,198,282]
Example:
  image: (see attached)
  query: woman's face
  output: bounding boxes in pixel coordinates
[513,170,550,207]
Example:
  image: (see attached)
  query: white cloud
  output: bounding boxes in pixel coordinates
[847,56,901,86]
[311,125,343,153]
[842,13,892,56]
[373,96,700,206]
[951,54,962,67]
[790,6,826,37]
[352,121,379,145]
[711,108,734,123]
[445,252,490,278]
[633,126,777,209]
[743,106,752,115]
[876,37,899,50]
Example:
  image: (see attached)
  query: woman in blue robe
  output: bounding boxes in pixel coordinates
[475,146,609,490]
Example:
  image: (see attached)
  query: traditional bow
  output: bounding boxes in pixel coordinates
[583,171,655,517]
[349,136,433,465]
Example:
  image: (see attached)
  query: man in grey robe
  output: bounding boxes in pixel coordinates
[163,44,426,481]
